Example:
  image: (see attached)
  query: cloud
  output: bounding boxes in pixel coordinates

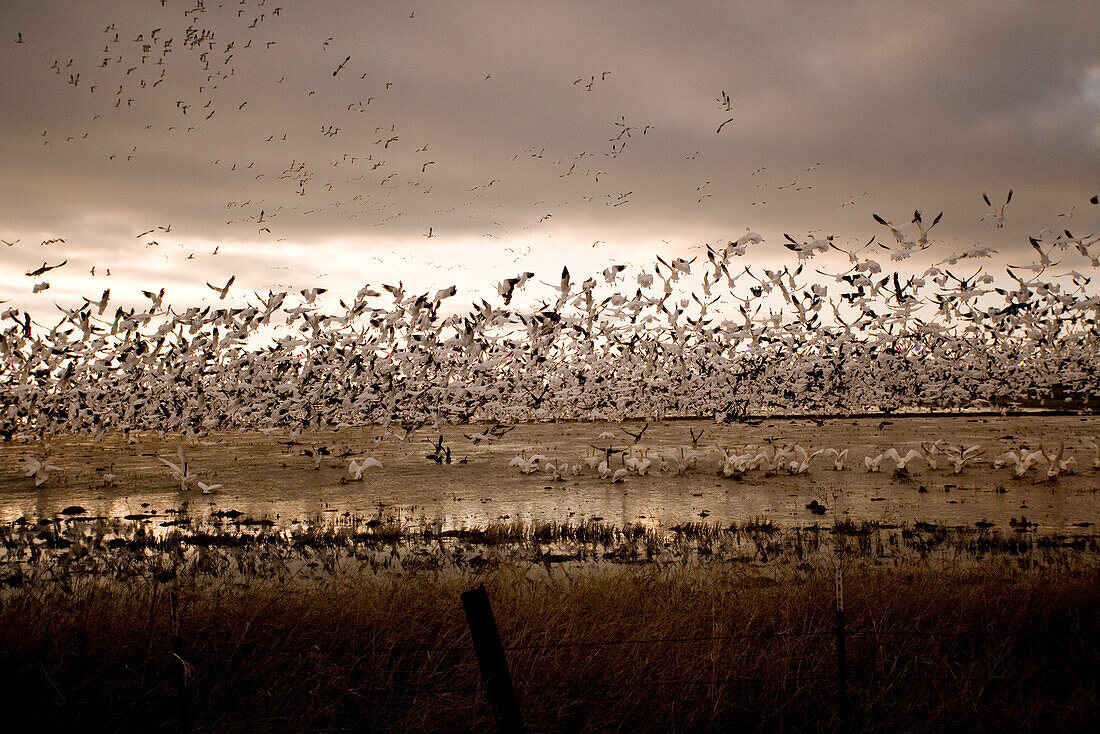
[0,0,1097,319]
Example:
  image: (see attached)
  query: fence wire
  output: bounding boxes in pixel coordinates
[181,625,1079,656]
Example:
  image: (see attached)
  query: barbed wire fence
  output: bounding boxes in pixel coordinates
[153,580,1090,733]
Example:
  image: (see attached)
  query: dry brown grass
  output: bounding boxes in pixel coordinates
[1,541,1097,733]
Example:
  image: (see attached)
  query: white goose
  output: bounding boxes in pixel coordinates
[509,452,540,475]
[919,440,946,470]
[788,445,823,474]
[348,457,383,480]
[20,456,61,487]
[1085,440,1100,470]
[157,447,195,491]
[994,449,1045,478]
[864,453,885,472]
[822,447,848,471]
[980,190,1012,228]
[943,444,982,474]
[543,461,564,481]
[197,481,223,495]
[1041,444,1072,479]
[719,450,748,478]
[882,448,923,473]
[770,445,797,474]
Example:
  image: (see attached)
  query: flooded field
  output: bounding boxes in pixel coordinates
[4,413,1098,734]
[3,414,1097,533]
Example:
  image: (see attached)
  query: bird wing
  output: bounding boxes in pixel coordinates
[157,456,182,474]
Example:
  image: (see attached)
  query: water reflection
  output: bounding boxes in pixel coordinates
[1,416,1097,533]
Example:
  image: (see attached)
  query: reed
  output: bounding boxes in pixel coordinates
[0,537,1096,732]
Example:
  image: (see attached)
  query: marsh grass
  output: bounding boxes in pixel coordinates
[1,514,1098,732]
[2,561,1097,732]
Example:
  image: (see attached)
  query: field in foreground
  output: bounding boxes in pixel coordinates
[2,526,1097,733]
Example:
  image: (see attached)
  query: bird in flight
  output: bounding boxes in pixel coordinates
[300,287,327,304]
[872,213,912,246]
[622,423,650,443]
[716,117,734,133]
[206,275,235,299]
[333,56,350,76]
[981,190,1013,227]
[27,260,67,277]
[911,210,943,247]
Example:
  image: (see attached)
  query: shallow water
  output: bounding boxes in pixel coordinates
[1,415,1097,533]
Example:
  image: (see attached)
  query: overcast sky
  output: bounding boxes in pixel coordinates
[1,0,1097,315]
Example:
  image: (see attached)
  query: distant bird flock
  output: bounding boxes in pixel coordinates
[3,2,1099,445]
[501,434,1098,485]
[1,222,1099,442]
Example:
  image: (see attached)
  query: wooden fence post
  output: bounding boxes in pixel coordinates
[462,584,525,734]
[834,565,848,733]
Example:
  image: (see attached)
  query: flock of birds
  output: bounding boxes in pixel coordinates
[16,416,1098,499]
[497,433,1100,498]
[2,207,1099,446]
[4,3,1100,501]
[19,0,1073,267]
[13,0,754,251]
